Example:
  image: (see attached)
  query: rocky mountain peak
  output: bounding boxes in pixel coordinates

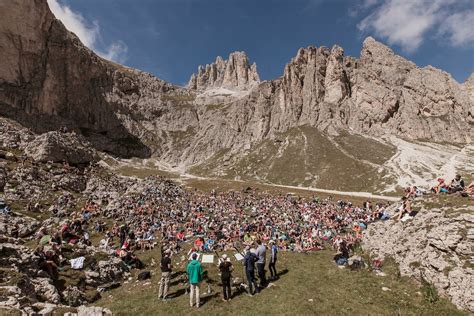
[187,51,260,91]
[360,36,415,72]
[462,73,474,100]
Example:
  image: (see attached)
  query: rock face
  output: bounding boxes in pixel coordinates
[0,0,183,158]
[24,131,98,165]
[362,200,474,312]
[463,74,474,101]
[188,52,260,91]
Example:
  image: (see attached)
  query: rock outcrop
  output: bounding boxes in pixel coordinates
[463,73,474,101]
[85,258,129,287]
[363,199,474,312]
[0,0,472,179]
[188,52,260,91]
[0,213,40,238]
[25,131,98,165]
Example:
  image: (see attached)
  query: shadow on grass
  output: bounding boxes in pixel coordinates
[167,288,187,299]
[277,268,289,278]
[170,271,186,279]
[200,292,219,306]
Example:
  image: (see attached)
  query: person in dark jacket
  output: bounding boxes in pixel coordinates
[243,246,258,295]
[119,224,127,247]
[219,254,233,301]
[268,240,278,280]
[158,249,172,300]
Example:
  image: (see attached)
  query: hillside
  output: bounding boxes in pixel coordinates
[0,119,468,315]
[363,195,474,311]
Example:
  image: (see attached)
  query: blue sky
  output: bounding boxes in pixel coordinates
[48,0,474,85]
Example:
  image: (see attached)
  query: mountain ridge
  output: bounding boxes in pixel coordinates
[0,0,472,177]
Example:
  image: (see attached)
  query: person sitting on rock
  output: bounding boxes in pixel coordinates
[61,221,79,244]
[119,246,144,269]
[464,181,474,197]
[431,178,448,194]
[35,245,59,280]
[396,197,412,220]
[448,174,465,193]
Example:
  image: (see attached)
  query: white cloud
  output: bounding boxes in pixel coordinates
[439,10,474,47]
[357,0,473,52]
[47,0,128,63]
[100,41,129,64]
[361,0,379,9]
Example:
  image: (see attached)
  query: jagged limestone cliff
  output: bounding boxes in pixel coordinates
[0,0,473,175]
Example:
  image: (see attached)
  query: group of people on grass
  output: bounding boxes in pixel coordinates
[30,176,384,305]
[158,237,279,307]
[31,172,473,306]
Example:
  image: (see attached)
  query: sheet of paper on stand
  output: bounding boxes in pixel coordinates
[201,254,214,263]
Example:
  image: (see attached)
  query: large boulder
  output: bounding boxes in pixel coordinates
[77,305,112,316]
[362,199,474,312]
[62,286,88,307]
[0,214,40,238]
[31,278,61,304]
[58,174,87,193]
[0,243,40,274]
[25,131,98,165]
[85,257,129,286]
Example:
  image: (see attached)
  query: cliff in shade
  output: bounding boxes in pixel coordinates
[0,0,473,175]
[0,0,191,158]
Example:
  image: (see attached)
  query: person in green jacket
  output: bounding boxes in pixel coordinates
[187,253,203,308]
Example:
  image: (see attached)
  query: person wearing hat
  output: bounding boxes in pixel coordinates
[268,240,278,280]
[243,246,258,295]
[158,249,172,300]
[218,254,233,301]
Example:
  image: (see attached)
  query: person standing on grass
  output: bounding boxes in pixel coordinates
[158,249,172,300]
[255,240,267,289]
[268,240,278,280]
[219,254,233,301]
[244,246,258,295]
[187,253,203,308]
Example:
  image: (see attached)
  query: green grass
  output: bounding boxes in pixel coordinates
[115,166,178,179]
[181,178,388,206]
[94,248,463,315]
[189,126,394,193]
[333,132,396,165]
